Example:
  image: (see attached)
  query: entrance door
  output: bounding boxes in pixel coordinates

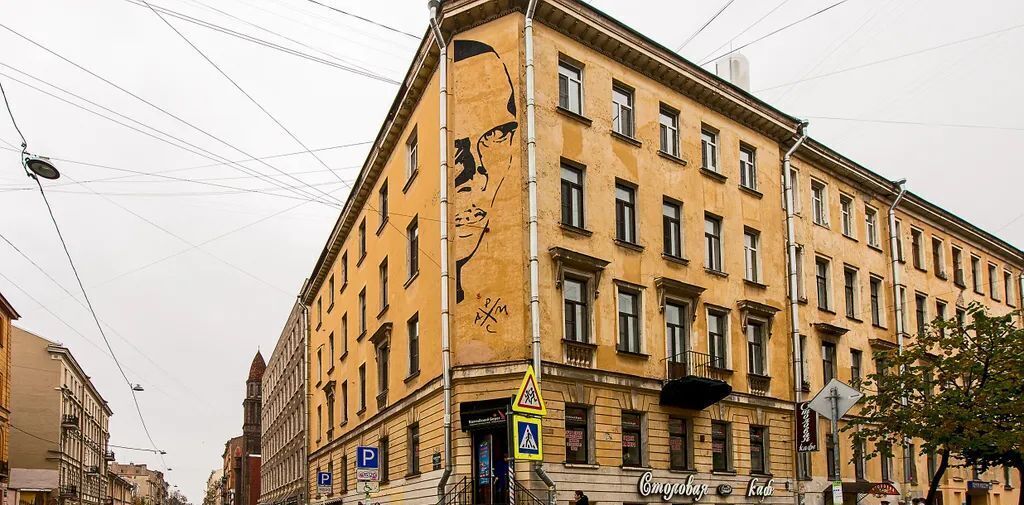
[473,427,509,505]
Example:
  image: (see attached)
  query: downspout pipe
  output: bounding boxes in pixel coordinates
[428,1,453,501]
[782,120,808,505]
[886,178,908,505]
[524,1,555,504]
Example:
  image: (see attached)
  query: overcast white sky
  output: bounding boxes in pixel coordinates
[1,0,1022,502]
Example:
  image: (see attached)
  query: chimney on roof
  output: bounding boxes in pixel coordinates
[713,52,750,91]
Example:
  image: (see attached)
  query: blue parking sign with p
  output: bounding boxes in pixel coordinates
[317,472,331,486]
[357,445,379,469]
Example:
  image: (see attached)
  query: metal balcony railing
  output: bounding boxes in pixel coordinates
[665,350,730,382]
[105,450,116,461]
[60,485,78,498]
[61,415,80,429]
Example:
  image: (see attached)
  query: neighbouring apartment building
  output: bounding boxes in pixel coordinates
[10,327,114,505]
[259,301,307,505]
[0,292,18,505]
[107,472,134,505]
[110,463,166,505]
[299,1,1024,505]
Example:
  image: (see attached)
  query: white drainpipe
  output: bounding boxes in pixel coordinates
[782,120,808,505]
[428,1,453,500]
[524,0,555,503]
[886,179,909,505]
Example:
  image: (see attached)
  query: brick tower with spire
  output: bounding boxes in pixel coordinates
[238,350,264,505]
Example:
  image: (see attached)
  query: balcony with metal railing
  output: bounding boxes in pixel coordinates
[61,415,79,430]
[660,350,732,409]
[60,485,78,498]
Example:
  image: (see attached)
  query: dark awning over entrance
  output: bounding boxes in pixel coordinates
[460,398,510,431]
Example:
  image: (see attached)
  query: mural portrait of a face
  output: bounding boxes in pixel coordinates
[451,39,517,303]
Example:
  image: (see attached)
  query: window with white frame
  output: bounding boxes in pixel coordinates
[989,263,1000,300]
[611,84,634,137]
[663,200,682,258]
[843,266,859,318]
[558,60,583,114]
[911,228,925,270]
[665,300,688,363]
[744,228,761,283]
[617,287,642,353]
[971,255,983,293]
[659,105,679,157]
[701,126,718,172]
[746,319,767,376]
[865,206,880,247]
[840,194,854,237]
[405,127,418,180]
[563,277,590,343]
[739,145,757,190]
[811,180,828,226]
[932,237,947,278]
[870,275,884,326]
[1005,270,1016,306]
[705,215,723,272]
[560,163,585,229]
[707,309,728,369]
[816,256,832,311]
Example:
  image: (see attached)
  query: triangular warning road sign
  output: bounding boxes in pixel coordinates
[519,424,538,451]
[512,365,547,416]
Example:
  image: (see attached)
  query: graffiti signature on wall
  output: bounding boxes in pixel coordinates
[451,39,518,305]
[474,296,509,334]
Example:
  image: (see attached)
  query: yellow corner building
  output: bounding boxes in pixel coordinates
[295,1,1024,504]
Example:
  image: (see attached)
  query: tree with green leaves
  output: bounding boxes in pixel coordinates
[845,302,1024,505]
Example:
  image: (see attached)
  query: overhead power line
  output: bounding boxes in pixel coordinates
[802,115,1024,132]
[698,0,792,63]
[755,22,1024,92]
[700,0,853,65]
[117,0,401,84]
[305,0,420,39]
[0,23,349,207]
[676,0,737,52]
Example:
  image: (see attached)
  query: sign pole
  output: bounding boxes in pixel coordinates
[830,385,842,504]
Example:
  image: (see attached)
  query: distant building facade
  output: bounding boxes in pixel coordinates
[107,473,134,505]
[10,327,113,505]
[204,469,223,505]
[223,352,265,505]
[0,292,19,505]
[258,303,306,505]
[109,464,166,505]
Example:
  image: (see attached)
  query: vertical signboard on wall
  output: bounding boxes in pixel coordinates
[796,401,819,452]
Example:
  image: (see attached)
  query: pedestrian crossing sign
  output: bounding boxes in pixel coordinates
[512,365,547,416]
[512,415,543,460]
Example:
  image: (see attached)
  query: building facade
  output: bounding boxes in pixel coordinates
[0,292,19,505]
[10,327,114,505]
[223,353,265,505]
[109,464,166,505]
[259,302,307,505]
[221,437,244,505]
[107,473,134,505]
[299,1,1024,505]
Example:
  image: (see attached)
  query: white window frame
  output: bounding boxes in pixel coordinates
[840,194,854,237]
[615,283,644,354]
[745,316,769,376]
[659,105,680,157]
[704,214,724,272]
[931,236,947,278]
[815,256,833,311]
[561,269,595,345]
[744,228,762,283]
[706,307,730,370]
[865,205,880,247]
[811,180,829,226]
[611,83,635,138]
[405,127,418,180]
[558,59,584,114]
[701,126,719,172]
[664,297,692,364]
[911,227,926,270]
[739,145,757,190]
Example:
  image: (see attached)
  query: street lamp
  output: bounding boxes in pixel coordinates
[23,154,60,180]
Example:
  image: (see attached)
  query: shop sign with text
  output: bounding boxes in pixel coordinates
[796,401,819,452]
[637,472,777,502]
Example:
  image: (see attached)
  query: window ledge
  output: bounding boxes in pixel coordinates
[669,468,697,475]
[357,253,366,267]
[914,266,928,273]
[700,167,728,183]
[868,243,884,253]
[658,150,687,166]
[564,463,600,470]
[846,315,864,324]
[621,466,653,473]
[936,272,948,281]
[404,370,421,383]
[842,233,858,242]
[617,349,650,359]
[404,271,419,289]
[818,306,837,315]
[560,223,593,237]
[340,281,348,294]
[872,323,887,330]
[555,106,593,126]
[739,185,764,199]
[813,221,831,230]
[614,239,644,252]
[710,366,734,375]
[339,350,348,362]
[610,130,641,147]
[662,254,689,266]
[376,305,390,319]
[356,407,366,416]
[712,470,738,476]
[744,279,768,289]
[953,280,966,289]
[326,302,334,314]
[316,322,322,331]
[327,365,335,375]
[405,472,421,480]
[705,268,728,278]
[751,472,774,478]
[402,169,419,194]
[357,330,367,342]
[376,217,389,236]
